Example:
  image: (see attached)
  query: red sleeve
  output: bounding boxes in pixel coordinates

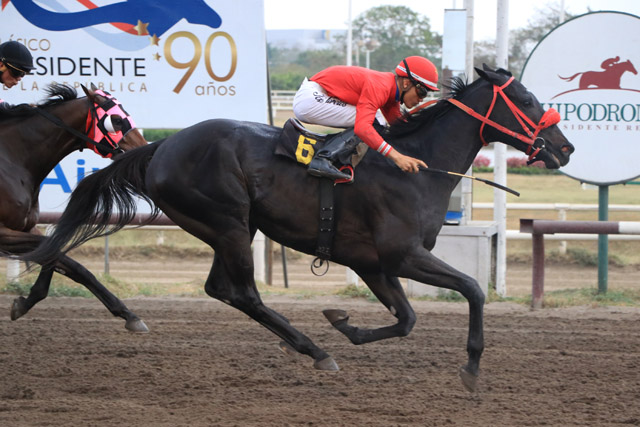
[354,79,394,156]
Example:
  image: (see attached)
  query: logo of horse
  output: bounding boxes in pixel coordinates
[553,56,639,99]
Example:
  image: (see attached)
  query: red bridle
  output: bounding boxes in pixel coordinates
[447,76,561,162]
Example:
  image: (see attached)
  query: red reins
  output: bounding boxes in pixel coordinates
[447,76,560,161]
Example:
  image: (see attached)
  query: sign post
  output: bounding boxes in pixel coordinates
[521,11,640,293]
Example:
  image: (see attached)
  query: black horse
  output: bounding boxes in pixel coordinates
[0,83,149,332]
[23,66,573,391]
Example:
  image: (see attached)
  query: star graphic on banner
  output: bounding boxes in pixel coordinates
[149,34,161,46]
[133,20,149,35]
[152,53,162,61]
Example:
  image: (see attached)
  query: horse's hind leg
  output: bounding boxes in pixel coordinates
[204,240,338,371]
[323,272,416,345]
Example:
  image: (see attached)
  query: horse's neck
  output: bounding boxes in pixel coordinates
[20,101,86,184]
[428,111,485,174]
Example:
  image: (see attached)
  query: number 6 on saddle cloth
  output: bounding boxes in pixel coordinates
[275,118,368,184]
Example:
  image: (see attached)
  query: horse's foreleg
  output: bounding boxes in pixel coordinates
[52,256,149,333]
[2,226,146,332]
[10,267,54,321]
[398,248,484,392]
[323,272,416,345]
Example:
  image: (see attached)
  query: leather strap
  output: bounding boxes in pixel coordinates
[315,178,335,261]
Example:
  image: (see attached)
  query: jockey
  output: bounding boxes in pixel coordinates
[292,56,439,180]
[600,56,620,70]
[0,41,35,110]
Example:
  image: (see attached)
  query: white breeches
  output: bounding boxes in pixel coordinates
[292,78,386,128]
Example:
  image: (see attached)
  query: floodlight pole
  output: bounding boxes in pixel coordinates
[346,0,352,66]
[494,0,509,297]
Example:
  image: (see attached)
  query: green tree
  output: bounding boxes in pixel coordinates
[473,3,576,78]
[350,5,441,72]
[267,45,344,90]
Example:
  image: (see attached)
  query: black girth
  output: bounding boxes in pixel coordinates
[311,178,335,275]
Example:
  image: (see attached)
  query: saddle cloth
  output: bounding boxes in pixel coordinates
[275,118,367,168]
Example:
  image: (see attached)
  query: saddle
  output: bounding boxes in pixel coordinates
[275,118,363,269]
[275,118,367,173]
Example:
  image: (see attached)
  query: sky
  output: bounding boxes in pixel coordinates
[263,0,640,41]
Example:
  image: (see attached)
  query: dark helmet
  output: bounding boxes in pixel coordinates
[0,41,35,73]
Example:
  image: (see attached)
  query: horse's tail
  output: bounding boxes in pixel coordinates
[558,72,582,82]
[23,140,165,267]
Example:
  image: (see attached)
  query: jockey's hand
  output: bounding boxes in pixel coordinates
[388,150,428,173]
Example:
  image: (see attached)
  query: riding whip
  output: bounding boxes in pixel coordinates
[419,166,520,197]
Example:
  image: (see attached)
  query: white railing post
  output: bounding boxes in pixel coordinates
[6,258,20,284]
[558,207,567,254]
[346,268,359,286]
[253,230,266,283]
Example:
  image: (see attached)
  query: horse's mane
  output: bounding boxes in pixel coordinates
[39,83,78,106]
[385,75,475,138]
[0,83,78,121]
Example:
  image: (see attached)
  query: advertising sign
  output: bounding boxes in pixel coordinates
[520,12,640,185]
[1,0,268,212]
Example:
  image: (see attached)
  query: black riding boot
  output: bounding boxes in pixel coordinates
[308,133,359,180]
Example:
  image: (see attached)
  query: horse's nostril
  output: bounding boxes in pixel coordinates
[561,144,574,154]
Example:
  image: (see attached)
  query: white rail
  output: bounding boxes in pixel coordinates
[473,202,640,213]
[473,202,640,241]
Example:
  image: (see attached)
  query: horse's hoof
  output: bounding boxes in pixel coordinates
[314,356,339,371]
[459,366,479,392]
[278,340,299,357]
[322,309,349,325]
[10,297,28,321]
[125,318,150,333]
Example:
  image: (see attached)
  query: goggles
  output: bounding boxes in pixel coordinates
[3,61,27,78]
[414,83,428,99]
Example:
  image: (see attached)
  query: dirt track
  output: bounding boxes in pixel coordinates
[2,294,639,426]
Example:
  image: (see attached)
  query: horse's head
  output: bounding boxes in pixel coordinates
[81,84,147,157]
[623,60,638,75]
[470,65,574,169]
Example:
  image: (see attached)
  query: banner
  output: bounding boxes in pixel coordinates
[521,12,640,185]
[1,0,268,212]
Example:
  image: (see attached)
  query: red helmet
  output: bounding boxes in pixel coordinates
[396,56,439,91]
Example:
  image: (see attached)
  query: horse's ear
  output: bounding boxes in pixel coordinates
[90,83,98,91]
[475,67,489,81]
[476,65,509,86]
[475,64,498,81]
[81,84,96,102]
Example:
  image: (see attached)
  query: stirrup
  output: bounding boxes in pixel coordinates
[334,166,354,184]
